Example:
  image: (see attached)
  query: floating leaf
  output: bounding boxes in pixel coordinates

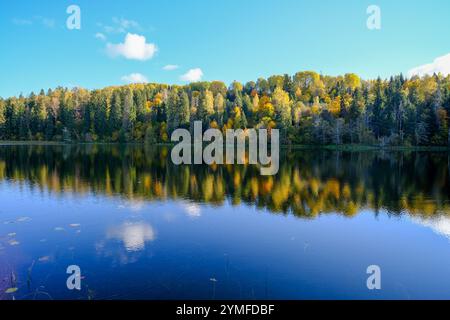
[38,256,50,262]
[5,287,18,294]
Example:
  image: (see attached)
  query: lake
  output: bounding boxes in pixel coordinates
[0,145,450,300]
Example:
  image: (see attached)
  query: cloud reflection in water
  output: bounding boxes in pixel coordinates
[107,222,156,252]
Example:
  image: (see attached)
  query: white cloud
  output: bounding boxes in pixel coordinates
[180,68,203,82]
[34,16,55,28]
[12,16,54,27]
[107,33,157,61]
[121,73,149,84]
[113,17,140,31]
[163,64,179,71]
[12,18,32,26]
[40,17,55,28]
[95,32,106,41]
[408,53,450,78]
[98,17,141,34]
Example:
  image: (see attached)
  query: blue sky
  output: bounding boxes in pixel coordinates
[1,0,450,98]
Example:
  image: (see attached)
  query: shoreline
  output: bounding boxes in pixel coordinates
[0,140,449,151]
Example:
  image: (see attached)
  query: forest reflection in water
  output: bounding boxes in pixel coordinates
[0,144,449,219]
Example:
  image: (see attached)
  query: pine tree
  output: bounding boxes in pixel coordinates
[110,90,123,134]
[166,88,180,132]
[179,91,190,129]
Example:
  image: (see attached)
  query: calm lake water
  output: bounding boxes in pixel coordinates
[0,145,450,300]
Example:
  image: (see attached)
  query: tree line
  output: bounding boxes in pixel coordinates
[0,71,449,146]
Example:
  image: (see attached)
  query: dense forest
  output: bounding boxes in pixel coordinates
[1,71,450,146]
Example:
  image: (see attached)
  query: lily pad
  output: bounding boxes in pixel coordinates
[5,287,18,294]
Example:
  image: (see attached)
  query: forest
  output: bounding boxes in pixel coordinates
[0,71,449,146]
